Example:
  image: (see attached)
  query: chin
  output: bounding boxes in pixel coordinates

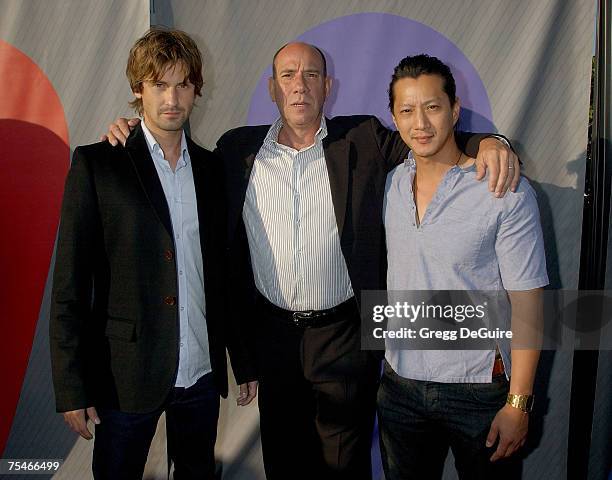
[409,147,433,158]
[159,120,185,131]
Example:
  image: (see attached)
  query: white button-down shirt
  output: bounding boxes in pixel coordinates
[142,121,211,388]
[242,117,354,311]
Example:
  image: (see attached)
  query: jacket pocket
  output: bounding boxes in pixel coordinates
[105,318,136,342]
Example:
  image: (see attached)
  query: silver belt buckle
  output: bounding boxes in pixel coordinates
[292,310,314,327]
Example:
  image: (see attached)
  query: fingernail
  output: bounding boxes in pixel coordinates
[486,441,492,447]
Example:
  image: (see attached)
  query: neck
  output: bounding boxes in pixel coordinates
[277,117,321,150]
[414,140,463,180]
[144,119,183,170]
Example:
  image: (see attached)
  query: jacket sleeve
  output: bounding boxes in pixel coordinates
[368,117,410,172]
[212,140,258,385]
[223,220,258,385]
[456,132,514,158]
[49,147,102,412]
[370,113,514,171]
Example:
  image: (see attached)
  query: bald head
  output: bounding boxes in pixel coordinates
[267,41,332,140]
[272,42,327,78]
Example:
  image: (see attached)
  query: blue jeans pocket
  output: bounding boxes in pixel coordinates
[467,375,509,405]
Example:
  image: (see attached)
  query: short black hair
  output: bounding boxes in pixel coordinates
[272,42,327,78]
[388,54,456,112]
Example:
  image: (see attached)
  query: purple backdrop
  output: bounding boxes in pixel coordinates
[247,12,494,133]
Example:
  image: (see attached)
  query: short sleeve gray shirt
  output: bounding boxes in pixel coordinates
[383,153,548,382]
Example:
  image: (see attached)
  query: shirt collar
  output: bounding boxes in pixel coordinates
[404,150,417,169]
[403,150,475,174]
[264,116,328,148]
[141,119,189,166]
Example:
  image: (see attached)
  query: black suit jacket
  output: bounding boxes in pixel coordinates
[50,125,251,414]
[216,115,489,323]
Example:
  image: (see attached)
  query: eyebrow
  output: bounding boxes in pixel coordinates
[278,67,322,74]
[148,78,190,85]
[398,97,442,106]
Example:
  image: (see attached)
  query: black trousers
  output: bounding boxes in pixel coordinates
[92,372,220,480]
[254,297,380,480]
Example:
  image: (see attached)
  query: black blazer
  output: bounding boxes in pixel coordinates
[216,115,489,321]
[50,125,251,414]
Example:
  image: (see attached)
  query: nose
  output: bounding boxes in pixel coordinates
[415,107,430,129]
[164,87,179,106]
[292,73,307,94]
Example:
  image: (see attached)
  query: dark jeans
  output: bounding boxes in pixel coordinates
[254,297,380,480]
[377,361,521,480]
[92,372,220,480]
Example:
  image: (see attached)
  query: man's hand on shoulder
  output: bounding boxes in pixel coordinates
[99,117,140,146]
[475,137,520,197]
[62,406,100,440]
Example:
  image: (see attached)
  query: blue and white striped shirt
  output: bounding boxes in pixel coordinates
[242,117,354,311]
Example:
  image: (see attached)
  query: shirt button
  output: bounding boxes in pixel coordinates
[180,306,185,311]
[164,296,177,306]
[179,270,183,276]
[180,342,184,347]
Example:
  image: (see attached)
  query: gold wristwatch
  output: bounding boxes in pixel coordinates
[506,393,534,413]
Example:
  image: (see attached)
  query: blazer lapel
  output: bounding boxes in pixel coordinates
[189,144,215,284]
[125,125,174,237]
[227,136,264,238]
[323,119,350,236]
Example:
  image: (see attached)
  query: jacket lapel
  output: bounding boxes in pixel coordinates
[125,125,174,237]
[227,135,264,238]
[189,143,215,292]
[322,119,350,236]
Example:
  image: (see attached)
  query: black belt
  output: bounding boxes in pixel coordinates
[257,294,357,329]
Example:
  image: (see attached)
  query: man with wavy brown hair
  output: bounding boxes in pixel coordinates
[50,28,256,479]
[126,28,204,116]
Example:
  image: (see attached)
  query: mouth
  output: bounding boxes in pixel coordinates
[291,102,309,107]
[412,135,433,144]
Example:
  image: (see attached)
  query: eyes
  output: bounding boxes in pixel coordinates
[399,104,440,114]
[279,72,320,80]
[152,82,190,89]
